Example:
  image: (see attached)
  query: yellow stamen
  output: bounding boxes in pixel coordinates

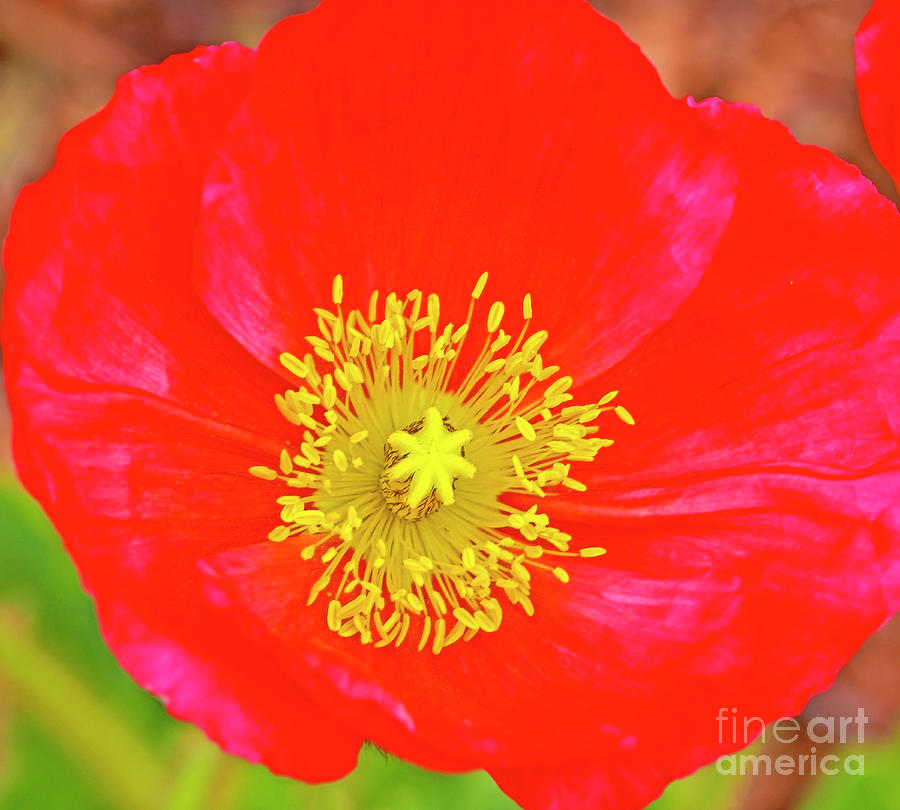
[250,274,630,653]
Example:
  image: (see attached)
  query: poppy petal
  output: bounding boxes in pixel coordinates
[498,100,900,808]
[1,43,284,436]
[197,0,735,386]
[573,99,900,506]
[856,0,900,188]
[97,594,363,781]
[8,361,364,777]
[2,44,364,779]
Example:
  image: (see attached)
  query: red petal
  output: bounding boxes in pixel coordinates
[491,756,671,810]
[2,44,284,436]
[856,0,900,188]
[199,538,487,773]
[197,0,735,385]
[9,364,364,778]
[96,597,362,781]
[502,101,900,807]
[574,99,900,504]
[3,45,363,778]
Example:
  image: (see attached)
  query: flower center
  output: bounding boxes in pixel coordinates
[249,272,632,653]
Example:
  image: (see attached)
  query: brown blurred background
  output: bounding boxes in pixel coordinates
[0,2,897,808]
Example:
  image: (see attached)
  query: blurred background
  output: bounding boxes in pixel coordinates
[1,1,899,808]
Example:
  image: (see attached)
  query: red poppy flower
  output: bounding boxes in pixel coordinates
[857,0,900,188]
[5,1,900,808]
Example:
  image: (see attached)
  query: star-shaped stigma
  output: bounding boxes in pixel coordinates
[386,407,476,508]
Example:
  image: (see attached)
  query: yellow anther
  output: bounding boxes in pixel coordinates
[432,618,447,654]
[452,323,469,343]
[427,293,440,331]
[491,331,510,352]
[515,416,536,442]
[453,607,479,630]
[280,352,309,378]
[418,616,432,652]
[487,301,505,332]
[522,330,547,356]
[268,525,290,542]
[368,290,380,322]
[472,271,489,299]
[614,405,636,425]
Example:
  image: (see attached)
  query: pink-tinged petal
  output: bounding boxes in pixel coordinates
[2,44,365,778]
[8,363,364,779]
[2,43,285,435]
[491,477,900,809]
[96,598,362,782]
[574,99,900,500]
[857,0,900,188]
[197,0,735,384]
[488,100,900,807]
